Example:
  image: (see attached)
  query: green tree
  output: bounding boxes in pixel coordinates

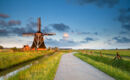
[11,47,17,52]
[0,45,3,49]
[54,47,59,52]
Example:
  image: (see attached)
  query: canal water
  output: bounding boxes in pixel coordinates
[0,56,46,80]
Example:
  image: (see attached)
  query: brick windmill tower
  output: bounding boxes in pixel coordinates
[23,17,55,50]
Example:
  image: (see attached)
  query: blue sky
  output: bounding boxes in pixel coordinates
[0,0,130,49]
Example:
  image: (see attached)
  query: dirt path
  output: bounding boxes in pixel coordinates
[54,52,115,80]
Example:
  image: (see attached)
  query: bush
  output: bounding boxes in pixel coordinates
[0,45,3,49]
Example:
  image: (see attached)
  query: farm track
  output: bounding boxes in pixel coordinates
[54,52,115,80]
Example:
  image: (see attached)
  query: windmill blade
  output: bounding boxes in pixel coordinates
[38,17,41,32]
[22,33,35,36]
[42,33,56,36]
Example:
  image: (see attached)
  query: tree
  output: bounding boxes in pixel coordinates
[11,47,17,52]
[54,47,59,52]
[47,47,52,51]
[0,45,3,49]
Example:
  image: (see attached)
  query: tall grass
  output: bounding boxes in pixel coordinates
[7,52,63,80]
[74,53,130,80]
[0,50,54,70]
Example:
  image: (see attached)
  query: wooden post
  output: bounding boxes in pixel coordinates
[114,52,121,60]
[100,51,102,57]
[90,51,92,54]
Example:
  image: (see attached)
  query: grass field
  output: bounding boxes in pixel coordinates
[0,50,55,70]
[7,52,63,80]
[1,49,130,80]
[74,51,130,80]
[84,50,130,57]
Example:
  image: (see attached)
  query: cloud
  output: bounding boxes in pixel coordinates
[113,36,130,43]
[43,26,52,33]
[80,37,96,43]
[85,37,95,41]
[119,31,130,35]
[0,20,36,36]
[69,0,119,8]
[118,8,130,31]
[26,21,37,29]
[11,27,27,35]
[0,20,70,37]
[0,27,27,36]
[8,20,21,26]
[0,20,21,27]
[77,32,98,35]
[0,13,9,18]
[0,29,9,36]
[45,38,79,47]
[51,23,70,32]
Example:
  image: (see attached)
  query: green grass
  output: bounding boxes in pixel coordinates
[80,53,130,72]
[0,50,55,70]
[7,52,63,80]
[74,53,130,80]
[90,50,130,57]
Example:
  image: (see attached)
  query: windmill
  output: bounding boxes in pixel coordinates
[23,17,56,50]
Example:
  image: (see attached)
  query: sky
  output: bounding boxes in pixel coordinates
[0,0,130,49]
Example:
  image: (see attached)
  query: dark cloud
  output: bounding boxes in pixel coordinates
[12,21,37,35]
[78,32,90,34]
[26,21,37,28]
[113,36,130,43]
[11,27,27,36]
[0,20,36,36]
[119,31,130,35]
[0,19,59,36]
[0,20,21,27]
[0,29,9,36]
[0,14,9,18]
[94,32,98,35]
[8,20,21,26]
[78,32,98,35]
[25,21,37,33]
[70,0,119,8]
[45,38,79,47]
[0,27,27,36]
[85,37,95,42]
[80,37,96,43]
[118,8,130,31]
[51,23,70,32]
[0,20,7,26]
[123,24,130,31]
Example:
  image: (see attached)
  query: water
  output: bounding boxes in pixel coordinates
[0,56,44,80]
[0,64,32,80]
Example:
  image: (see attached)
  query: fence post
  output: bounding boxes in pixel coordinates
[113,52,121,60]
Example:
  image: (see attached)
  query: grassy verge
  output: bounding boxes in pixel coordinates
[80,53,130,72]
[7,52,63,80]
[74,53,130,80]
[0,50,54,70]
